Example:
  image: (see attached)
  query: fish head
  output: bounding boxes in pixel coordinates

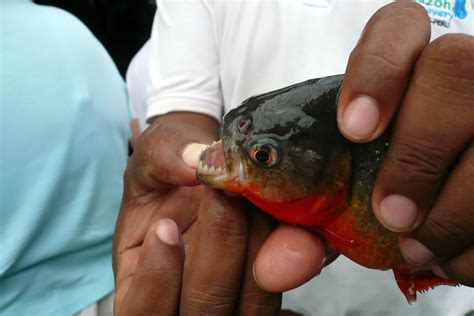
[197,75,350,225]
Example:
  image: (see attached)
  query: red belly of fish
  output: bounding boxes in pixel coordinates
[244,192,457,303]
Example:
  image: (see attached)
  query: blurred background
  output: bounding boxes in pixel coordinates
[34,0,156,76]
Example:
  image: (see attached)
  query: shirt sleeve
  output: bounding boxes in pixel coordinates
[146,0,223,123]
[126,40,151,131]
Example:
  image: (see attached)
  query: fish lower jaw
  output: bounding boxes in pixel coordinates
[197,160,226,176]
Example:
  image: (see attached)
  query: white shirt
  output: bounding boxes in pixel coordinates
[144,0,474,314]
[126,40,151,131]
[147,0,474,123]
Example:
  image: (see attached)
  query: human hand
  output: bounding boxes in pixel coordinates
[113,113,282,315]
[337,2,474,285]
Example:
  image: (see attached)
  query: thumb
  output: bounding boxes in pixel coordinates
[126,113,219,194]
[117,219,185,316]
[253,224,326,292]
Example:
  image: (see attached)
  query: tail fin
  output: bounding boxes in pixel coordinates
[393,269,458,304]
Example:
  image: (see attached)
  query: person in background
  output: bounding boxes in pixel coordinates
[118,0,474,315]
[126,40,151,133]
[0,1,131,315]
[33,0,156,77]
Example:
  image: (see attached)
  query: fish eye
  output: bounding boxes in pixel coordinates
[254,148,271,163]
[237,118,252,134]
[250,141,279,167]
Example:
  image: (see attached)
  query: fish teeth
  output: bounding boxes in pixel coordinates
[197,162,226,176]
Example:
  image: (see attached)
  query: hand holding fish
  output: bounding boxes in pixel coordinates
[112,1,473,313]
[198,2,473,302]
[112,113,283,315]
[256,2,474,295]
[337,3,474,287]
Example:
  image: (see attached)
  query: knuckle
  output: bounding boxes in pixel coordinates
[376,2,429,23]
[139,121,182,181]
[443,248,474,286]
[202,193,248,243]
[351,49,407,75]
[388,136,448,181]
[238,292,281,313]
[141,122,173,158]
[150,265,182,283]
[185,288,237,314]
[207,207,248,245]
[349,3,430,88]
[138,122,158,154]
[422,211,468,255]
[421,34,474,83]
[414,35,474,112]
[427,34,474,64]
[136,130,157,169]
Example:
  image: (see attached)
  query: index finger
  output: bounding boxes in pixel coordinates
[337,2,430,142]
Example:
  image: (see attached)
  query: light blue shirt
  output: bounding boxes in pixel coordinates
[0,1,130,315]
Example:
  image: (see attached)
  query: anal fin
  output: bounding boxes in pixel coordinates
[393,269,458,304]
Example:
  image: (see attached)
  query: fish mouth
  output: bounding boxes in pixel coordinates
[196,139,243,192]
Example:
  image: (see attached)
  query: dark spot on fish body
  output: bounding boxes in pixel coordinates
[343,128,404,260]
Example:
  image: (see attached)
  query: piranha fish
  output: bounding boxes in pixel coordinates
[196,74,457,303]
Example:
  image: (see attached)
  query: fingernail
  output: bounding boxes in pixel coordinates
[182,143,207,168]
[400,237,434,266]
[341,95,379,140]
[379,194,418,232]
[320,256,327,268]
[252,262,266,291]
[155,219,180,246]
[432,265,449,279]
